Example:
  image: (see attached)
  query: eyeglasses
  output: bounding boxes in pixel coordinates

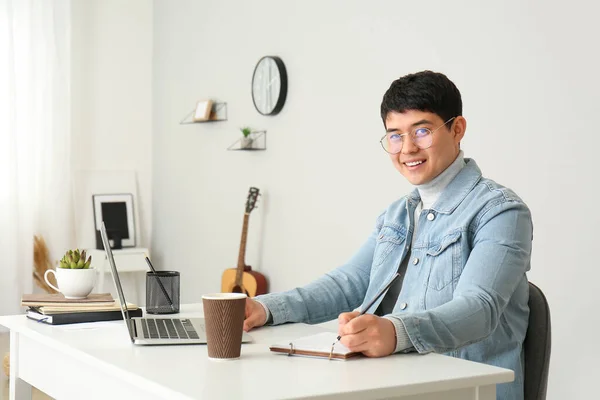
[379,117,456,154]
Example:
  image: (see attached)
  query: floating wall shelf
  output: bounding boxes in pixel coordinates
[180,102,228,124]
[227,130,267,151]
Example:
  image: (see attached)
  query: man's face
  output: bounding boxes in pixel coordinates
[384,110,466,185]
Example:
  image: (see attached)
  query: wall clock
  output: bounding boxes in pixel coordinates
[251,56,287,116]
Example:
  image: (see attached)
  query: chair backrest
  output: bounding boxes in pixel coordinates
[524,282,551,400]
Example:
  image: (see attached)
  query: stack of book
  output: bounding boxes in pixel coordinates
[22,293,142,325]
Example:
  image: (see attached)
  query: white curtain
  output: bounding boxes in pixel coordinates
[0,0,73,319]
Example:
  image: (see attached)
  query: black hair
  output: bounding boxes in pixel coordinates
[380,71,462,126]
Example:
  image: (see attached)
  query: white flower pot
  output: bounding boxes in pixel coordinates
[44,267,96,299]
[240,137,253,149]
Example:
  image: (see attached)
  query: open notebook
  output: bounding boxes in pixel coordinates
[270,332,359,360]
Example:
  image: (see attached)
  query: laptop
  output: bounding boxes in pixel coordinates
[100,222,252,345]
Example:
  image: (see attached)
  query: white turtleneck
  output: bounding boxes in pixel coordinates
[414,150,466,232]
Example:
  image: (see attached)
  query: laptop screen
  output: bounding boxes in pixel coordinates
[100,222,135,341]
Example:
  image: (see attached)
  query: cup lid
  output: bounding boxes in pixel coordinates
[202,293,247,300]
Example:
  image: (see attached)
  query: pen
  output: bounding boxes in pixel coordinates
[144,256,176,312]
[331,272,401,347]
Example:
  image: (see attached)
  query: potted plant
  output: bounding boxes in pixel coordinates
[58,249,92,269]
[58,249,92,270]
[240,127,253,149]
[44,249,96,299]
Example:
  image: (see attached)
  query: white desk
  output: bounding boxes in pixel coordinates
[0,304,513,400]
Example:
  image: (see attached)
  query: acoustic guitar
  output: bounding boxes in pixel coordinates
[221,187,268,297]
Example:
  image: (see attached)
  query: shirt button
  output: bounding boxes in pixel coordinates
[400,302,408,310]
[413,257,419,265]
[427,213,435,221]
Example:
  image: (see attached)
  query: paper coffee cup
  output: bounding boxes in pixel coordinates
[202,293,247,360]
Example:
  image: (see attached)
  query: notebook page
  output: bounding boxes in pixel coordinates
[271,332,354,355]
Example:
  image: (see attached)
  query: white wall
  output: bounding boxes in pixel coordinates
[71,0,153,248]
[71,0,153,297]
[152,0,599,398]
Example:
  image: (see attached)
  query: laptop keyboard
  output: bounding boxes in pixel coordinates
[141,318,200,340]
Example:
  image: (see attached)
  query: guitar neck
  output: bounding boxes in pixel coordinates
[235,213,250,285]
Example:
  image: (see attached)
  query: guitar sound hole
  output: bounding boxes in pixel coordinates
[231,286,249,296]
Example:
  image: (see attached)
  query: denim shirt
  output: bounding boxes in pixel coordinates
[257,158,532,400]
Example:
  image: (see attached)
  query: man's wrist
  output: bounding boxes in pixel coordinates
[256,300,272,325]
[383,315,414,353]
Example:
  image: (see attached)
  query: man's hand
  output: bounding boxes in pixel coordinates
[337,311,397,357]
[243,298,267,332]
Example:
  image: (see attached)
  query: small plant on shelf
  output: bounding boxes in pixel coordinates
[240,127,253,149]
[241,126,252,138]
[59,249,92,269]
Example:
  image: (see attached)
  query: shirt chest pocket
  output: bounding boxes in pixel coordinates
[425,231,462,291]
[373,225,407,268]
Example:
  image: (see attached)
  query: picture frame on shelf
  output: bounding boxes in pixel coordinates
[92,193,136,249]
[193,99,214,122]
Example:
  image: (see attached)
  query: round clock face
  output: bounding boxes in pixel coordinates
[252,56,287,116]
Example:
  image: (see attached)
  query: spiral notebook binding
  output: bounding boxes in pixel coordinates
[269,332,359,360]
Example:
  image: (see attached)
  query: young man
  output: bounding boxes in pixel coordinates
[244,71,532,400]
